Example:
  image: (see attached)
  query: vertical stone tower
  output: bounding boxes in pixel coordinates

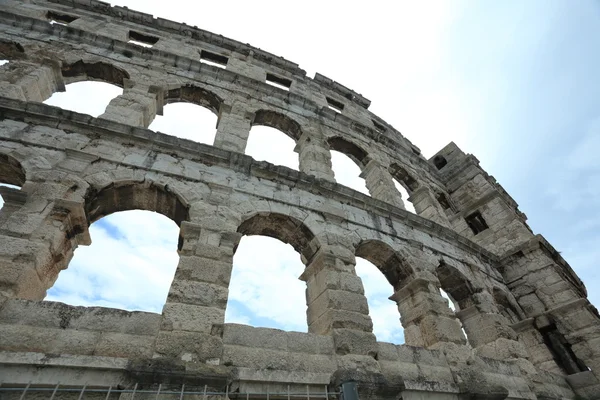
[0,1,598,399]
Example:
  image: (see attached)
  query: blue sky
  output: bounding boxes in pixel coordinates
[2,1,599,345]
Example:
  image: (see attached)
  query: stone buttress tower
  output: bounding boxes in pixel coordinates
[0,1,598,399]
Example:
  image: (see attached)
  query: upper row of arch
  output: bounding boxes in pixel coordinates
[1,57,438,195]
[0,7,438,175]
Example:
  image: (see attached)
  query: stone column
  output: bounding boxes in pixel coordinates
[0,60,64,102]
[213,102,253,153]
[456,291,528,360]
[360,160,405,209]
[409,186,451,227]
[294,127,335,181]
[300,247,378,357]
[390,274,466,348]
[98,81,162,127]
[0,182,88,300]
[155,221,238,364]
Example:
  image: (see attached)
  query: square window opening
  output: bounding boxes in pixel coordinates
[371,119,387,133]
[436,193,452,210]
[326,97,344,113]
[200,50,228,69]
[266,73,291,91]
[465,211,489,235]
[128,30,159,48]
[47,11,78,25]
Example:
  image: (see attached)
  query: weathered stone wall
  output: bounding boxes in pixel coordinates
[0,0,598,398]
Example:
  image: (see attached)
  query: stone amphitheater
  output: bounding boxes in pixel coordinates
[0,1,599,399]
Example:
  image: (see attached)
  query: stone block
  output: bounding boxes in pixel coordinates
[222,324,288,351]
[94,333,155,359]
[154,330,224,361]
[167,279,229,308]
[286,330,335,354]
[222,344,289,370]
[308,309,373,335]
[175,256,232,287]
[332,328,378,357]
[160,303,224,333]
[419,315,466,347]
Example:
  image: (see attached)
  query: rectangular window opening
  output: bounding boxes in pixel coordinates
[540,325,588,375]
[326,97,344,113]
[47,11,78,25]
[200,50,228,69]
[436,193,452,210]
[465,211,489,235]
[266,73,291,91]
[128,30,159,48]
[371,119,387,133]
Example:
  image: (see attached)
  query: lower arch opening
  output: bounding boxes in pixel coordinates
[355,257,405,344]
[46,210,179,312]
[225,235,307,332]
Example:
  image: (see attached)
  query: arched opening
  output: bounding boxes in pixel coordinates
[150,85,222,144]
[44,61,128,116]
[46,210,179,312]
[225,212,317,331]
[46,181,189,312]
[0,40,25,65]
[150,103,218,144]
[355,240,413,344]
[436,261,474,344]
[246,111,300,170]
[44,81,122,117]
[389,164,419,213]
[328,137,369,195]
[393,180,416,213]
[0,153,26,222]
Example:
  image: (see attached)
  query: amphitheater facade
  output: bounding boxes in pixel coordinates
[0,1,599,399]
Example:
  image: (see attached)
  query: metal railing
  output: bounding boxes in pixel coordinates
[0,384,344,400]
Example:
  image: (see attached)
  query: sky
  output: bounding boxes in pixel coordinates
[2,0,599,345]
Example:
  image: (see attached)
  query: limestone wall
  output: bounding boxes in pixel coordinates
[0,0,598,398]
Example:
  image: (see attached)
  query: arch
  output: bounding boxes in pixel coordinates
[47,210,180,313]
[84,181,190,227]
[237,212,317,261]
[436,261,475,310]
[327,137,369,167]
[165,85,223,116]
[0,153,26,187]
[252,110,302,141]
[389,163,419,193]
[355,240,414,290]
[61,60,130,87]
[0,40,25,61]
